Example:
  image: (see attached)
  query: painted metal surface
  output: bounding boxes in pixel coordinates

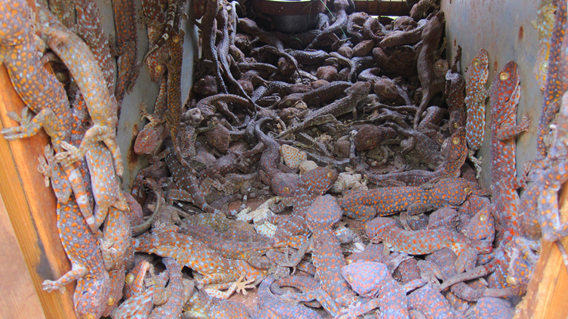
[92,0,197,190]
[440,0,541,187]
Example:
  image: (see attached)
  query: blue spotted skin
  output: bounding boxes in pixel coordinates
[341,261,409,318]
[311,230,357,308]
[255,277,322,319]
[408,284,454,319]
[182,224,273,269]
[536,0,568,159]
[210,300,252,318]
[465,49,490,160]
[0,0,71,152]
[267,214,310,248]
[38,149,111,319]
[493,171,528,245]
[490,61,529,184]
[367,217,491,273]
[462,205,495,245]
[394,259,422,284]
[270,172,339,249]
[42,198,112,319]
[533,0,557,93]
[459,195,490,217]
[112,285,156,319]
[132,229,239,286]
[439,236,537,299]
[37,5,124,176]
[86,142,129,230]
[302,195,356,309]
[339,178,475,221]
[521,92,568,242]
[306,194,344,231]
[149,258,185,318]
[471,297,514,319]
[427,207,459,230]
[346,244,390,264]
[272,167,339,215]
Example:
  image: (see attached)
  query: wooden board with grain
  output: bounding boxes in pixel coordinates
[515,184,568,318]
[0,63,77,318]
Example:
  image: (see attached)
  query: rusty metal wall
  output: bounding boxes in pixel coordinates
[92,0,198,190]
[440,0,541,187]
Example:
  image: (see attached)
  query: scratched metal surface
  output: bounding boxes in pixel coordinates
[93,0,198,190]
[440,0,542,188]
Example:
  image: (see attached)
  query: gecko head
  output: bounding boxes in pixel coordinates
[125,273,135,284]
[540,61,549,74]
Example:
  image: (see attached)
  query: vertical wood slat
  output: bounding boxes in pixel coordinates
[515,185,568,318]
[0,63,77,318]
[0,191,47,319]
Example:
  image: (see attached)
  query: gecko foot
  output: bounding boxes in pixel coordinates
[233,273,257,296]
[54,141,82,166]
[42,280,65,293]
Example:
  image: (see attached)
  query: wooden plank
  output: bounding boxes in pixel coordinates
[0,63,77,318]
[515,185,568,318]
[0,191,47,319]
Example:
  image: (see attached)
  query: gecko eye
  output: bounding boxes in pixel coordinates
[173,35,180,43]
[85,314,96,319]
[499,72,510,81]
[506,275,518,286]
[125,273,135,284]
[107,297,116,306]
[283,187,290,193]
[540,61,549,73]
[55,72,67,83]
[479,214,487,222]
[452,137,460,145]
[454,122,459,129]
[346,274,354,283]
[155,65,163,73]
[327,171,334,178]
[472,58,480,67]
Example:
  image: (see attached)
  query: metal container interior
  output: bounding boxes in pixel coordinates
[252,0,327,33]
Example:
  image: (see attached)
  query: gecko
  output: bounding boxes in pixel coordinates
[37,5,124,176]
[465,49,489,177]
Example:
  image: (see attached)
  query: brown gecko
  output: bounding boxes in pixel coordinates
[278,81,371,137]
[414,11,447,128]
[112,0,140,106]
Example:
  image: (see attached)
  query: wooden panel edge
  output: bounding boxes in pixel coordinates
[514,184,568,318]
[0,64,77,318]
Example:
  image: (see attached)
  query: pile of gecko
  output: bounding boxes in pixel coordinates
[1,0,567,317]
